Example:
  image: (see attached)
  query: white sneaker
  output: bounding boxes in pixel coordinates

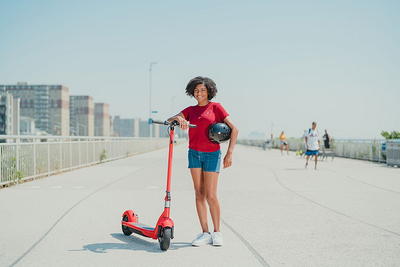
[211,231,223,246]
[191,232,212,246]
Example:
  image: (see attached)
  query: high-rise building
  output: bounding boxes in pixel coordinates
[113,116,136,137]
[94,103,110,136]
[139,119,160,137]
[0,93,14,135]
[0,92,20,136]
[0,83,69,135]
[34,86,49,133]
[111,116,184,138]
[70,96,94,136]
[133,118,139,137]
[12,98,20,135]
[49,86,69,136]
[20,116,36,135]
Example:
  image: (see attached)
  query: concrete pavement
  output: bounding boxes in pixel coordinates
[0,144,399,267]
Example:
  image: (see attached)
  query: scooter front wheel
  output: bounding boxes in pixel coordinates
[122,215,132,236]
[159,227,172,251]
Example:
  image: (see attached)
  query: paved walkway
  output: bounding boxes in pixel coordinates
[0,144,399,267]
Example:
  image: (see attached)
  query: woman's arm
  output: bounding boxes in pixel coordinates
[223,116,239,168]
[167,112,189,130]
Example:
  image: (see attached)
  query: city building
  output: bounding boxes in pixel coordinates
[94,103,110,136]
[49,85,69,136]
[0,83,69,135]
[0,93,15,135]
[139,119,160,137]
[70,95,94,136]
[20,116,36,135]
[113,116,139,137]
[12,98,20,135]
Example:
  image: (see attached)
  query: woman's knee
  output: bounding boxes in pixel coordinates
[195,190,206,202]
[205,193,218,204]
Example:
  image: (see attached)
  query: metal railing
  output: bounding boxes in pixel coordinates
[386,139,400,166]
[0,135,174,186]
[333,139,386,162]
[238,138,393,164]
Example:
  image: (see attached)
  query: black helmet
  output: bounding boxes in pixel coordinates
[209,123,231,143]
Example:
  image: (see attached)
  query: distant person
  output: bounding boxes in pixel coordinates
[323,129,330,149]
[279,131,289,155]
[262,132,269,150]
[321,129,334,161]
[300,129,308,157]
[264,133,274,150]
[270,133,274,149]
[305,122,320,170]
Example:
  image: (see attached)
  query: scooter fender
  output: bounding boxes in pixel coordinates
[158,217,174,229]
[156,217,174,239]
[122,210,138,223]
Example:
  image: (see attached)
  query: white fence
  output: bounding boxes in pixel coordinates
[0,135,172,186]
[386,140,400,166]
[333,139,386,162]
[238,138,394,164]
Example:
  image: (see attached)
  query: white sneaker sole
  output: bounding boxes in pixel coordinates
[192,242,211,247]
[192,240,212,247]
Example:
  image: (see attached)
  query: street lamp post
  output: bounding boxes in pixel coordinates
[149,62,157,138]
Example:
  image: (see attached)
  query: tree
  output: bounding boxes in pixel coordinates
[381,131,400,140]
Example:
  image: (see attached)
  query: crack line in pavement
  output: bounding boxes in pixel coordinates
[329,168,400,195]
[346,175,400,195]
[9,168,144,267]
[271,169,400,238]
[342,174,400,195]
[221,218,270,267]
[321,166,400,196]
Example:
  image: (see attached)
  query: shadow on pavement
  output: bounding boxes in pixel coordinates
[77,233,192,254]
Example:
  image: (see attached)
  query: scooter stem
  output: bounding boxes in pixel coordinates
[164,126,175,217]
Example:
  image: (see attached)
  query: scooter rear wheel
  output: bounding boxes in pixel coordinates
[159,228,172,251]
[122,215,132,236]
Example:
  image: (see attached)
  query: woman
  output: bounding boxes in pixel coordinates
[279,131,289,155]
[168,76,238,247]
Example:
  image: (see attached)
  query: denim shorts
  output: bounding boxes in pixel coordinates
[188,149,221,173]
[305,149,319,156]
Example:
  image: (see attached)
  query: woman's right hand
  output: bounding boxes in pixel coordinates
[175,116,189,130]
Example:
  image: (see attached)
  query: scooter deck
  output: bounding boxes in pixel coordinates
[126,222,155,231]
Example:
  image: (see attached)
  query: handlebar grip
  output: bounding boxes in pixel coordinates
[150,119,169,125]
[150,119,197,128]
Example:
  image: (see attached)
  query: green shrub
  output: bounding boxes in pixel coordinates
[381,130,400,140]
[100,149,107,162]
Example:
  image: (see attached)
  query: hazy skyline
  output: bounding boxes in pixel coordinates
[1,1,399,139]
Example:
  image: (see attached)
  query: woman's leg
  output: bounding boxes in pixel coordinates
[190,168,209,232]
[203,171,220,232]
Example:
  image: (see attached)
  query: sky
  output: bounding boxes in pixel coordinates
[0,0,399,139]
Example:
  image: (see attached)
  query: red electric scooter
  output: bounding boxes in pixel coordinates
[121,119,195,251]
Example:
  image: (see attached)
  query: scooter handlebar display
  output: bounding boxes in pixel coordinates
[151,119,196,128]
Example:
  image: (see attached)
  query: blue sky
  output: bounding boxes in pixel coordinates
[1,0,399,138]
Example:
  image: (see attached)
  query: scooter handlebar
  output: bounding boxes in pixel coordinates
[151,119,196,128]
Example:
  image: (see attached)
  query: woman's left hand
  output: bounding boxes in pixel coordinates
[223,152,233,168]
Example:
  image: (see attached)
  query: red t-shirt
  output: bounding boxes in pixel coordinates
[181,102,229,152]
